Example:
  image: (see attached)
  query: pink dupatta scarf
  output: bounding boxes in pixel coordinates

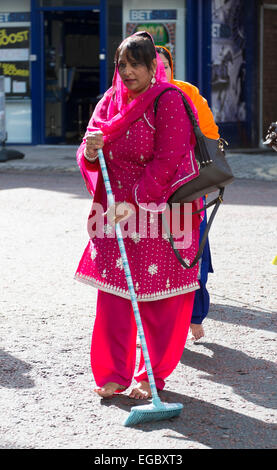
[77,31,198,196]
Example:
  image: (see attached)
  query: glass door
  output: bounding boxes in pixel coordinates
[44,12,65,143]
[43,9,100,144]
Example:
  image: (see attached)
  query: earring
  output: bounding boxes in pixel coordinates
[151,75,156,85]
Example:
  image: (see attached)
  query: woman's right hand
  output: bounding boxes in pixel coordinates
[85,131,104,161]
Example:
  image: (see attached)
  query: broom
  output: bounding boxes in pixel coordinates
[96,147,183,427]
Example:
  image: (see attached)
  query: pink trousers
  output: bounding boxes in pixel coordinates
[90,289,195,390]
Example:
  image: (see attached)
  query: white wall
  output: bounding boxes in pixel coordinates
[0,1,30,13]
[123,0,186,80]
[6,102,31,143]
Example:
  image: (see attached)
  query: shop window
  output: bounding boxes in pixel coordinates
[0,14,31,143]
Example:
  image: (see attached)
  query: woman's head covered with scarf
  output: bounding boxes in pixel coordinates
[88,33,198,144]
[155,45,174,82]
[101,32,167,117]
[78,33,198,195]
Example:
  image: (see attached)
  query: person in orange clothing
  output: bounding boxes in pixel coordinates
[156,45,219,341]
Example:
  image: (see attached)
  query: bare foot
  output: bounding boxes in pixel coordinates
[94,382,126,398]
[128,381,152,400]
[190,323,205,341]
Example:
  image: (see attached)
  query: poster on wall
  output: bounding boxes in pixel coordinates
[211,0,246,122]
[0,26,30,98]
[126,22,176,75]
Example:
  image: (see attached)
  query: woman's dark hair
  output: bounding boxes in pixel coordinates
[155,47,172,70]
[114,31,156,71]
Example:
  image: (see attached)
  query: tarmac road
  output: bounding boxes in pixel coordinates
[0,150,277,449]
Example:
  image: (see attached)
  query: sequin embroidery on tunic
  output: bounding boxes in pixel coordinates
[75,91,201,301]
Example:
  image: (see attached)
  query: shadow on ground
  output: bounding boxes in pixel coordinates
[0,172,277,207]
[100,388,277,449]
[209,302,277,333]
[0,172,89,200]
[0,349,35,389]
[180,342,277,410]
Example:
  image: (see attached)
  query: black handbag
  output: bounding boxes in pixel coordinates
[154,87,234,269]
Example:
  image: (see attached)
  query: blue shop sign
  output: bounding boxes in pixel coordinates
[0,12,31,23]
[130,10,177,21]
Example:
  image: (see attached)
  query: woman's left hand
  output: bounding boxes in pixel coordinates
[106,202,134,225]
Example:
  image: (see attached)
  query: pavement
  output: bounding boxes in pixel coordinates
[0,144,277,181]
[0,145,277,451]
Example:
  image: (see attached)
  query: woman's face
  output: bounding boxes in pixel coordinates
[117,48,156,97]
[158,53,171,82]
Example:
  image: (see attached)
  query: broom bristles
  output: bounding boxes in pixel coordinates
[124,402,183,427]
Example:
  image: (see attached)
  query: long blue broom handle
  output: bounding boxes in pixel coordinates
[97,148,160,403]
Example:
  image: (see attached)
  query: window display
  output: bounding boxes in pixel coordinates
[0,10,31,143]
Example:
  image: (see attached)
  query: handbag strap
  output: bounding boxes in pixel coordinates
[154,87,201,136]
[161,188,224,269]
[154,87,214,166]
[192,191,224,214]
[155,87,224,269]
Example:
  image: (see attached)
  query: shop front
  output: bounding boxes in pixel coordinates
[0,0,265,148]
[0,0,122,145]
[121,0,259,148]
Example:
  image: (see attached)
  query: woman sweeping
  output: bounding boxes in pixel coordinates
[156,45,219,341]
[75,32,202,399]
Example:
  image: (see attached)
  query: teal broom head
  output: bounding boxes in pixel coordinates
[124,400,183,427]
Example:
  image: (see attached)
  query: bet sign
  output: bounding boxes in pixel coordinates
[130,10,177,21]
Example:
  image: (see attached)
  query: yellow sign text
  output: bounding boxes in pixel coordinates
[0,29,29,47]
[0,62,29,77]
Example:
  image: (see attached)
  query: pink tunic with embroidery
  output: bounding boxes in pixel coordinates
[75,89,201,301]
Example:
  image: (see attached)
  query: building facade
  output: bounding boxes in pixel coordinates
[0,0,276,148]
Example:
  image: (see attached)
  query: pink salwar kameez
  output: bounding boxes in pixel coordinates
[75,32,202,391]
[91,290,195,390]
